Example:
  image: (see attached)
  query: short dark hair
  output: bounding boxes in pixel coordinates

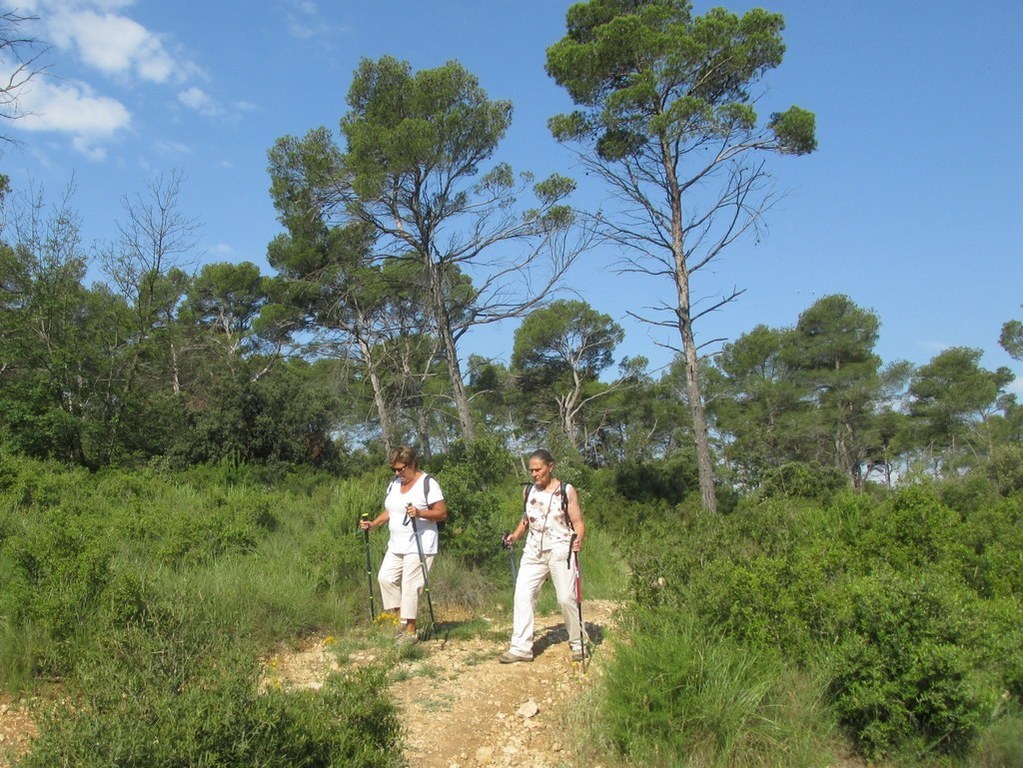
[528,449,555,465]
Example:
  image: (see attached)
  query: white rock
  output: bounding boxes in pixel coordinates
[516,699,540,718]
[475,746,494,762]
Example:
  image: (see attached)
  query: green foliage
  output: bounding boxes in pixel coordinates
[593,609,832,767]
[23,604,400,768]
[0,496,116,661]
[983,443,1023,496]
[908,346,1013,467]
[434,437,513,567]
[755,461,849,504]
[828,572,987,759]
[622,480,1022,762]
[770,105,817,154]
[999,317,1023,361]
[612,451,698,505]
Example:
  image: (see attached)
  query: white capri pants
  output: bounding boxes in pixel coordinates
[378,548,434,623]
[509,544,584,657]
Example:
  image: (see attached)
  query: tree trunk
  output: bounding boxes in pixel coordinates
[681,318,718,512]
[426,259,476,443]
[357,335,395,453]
[663,137,718,513]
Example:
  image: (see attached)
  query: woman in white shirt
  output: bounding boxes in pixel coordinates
[360,445,448,643]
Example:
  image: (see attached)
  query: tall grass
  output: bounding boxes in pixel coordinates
[584,610,836,768]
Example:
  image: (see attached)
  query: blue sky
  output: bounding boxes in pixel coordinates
[4,0,1022,395]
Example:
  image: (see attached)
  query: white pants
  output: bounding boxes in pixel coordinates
[509,544,585,657]
[378,548,434,623]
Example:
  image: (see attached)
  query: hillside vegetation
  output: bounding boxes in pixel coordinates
[2,449,1022,767]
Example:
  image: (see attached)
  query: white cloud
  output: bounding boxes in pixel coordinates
[178,86,220,116]
[155,139,191,155]
[14,75,131,140]
[46,9,182,83]
[23,0,203,85]
[71,135,108,160]
[287,0,333,39]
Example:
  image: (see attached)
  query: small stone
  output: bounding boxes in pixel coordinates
[475,746,494,762]
[516,699,539,718]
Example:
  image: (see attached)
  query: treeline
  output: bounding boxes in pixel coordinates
[1,175,1019,493]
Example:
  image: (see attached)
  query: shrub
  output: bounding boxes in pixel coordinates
[433,438,513,567]
[984,444,1023,496]
[25,648,400,767]
[756,461,848,504]
[1,497,115,654]
[828,571,987,759]
[857,485,969,573]
[612,452,698,505]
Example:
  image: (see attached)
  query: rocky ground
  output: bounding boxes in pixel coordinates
[0,696,36,767]
[263,599,621,768]
[0,601,618,768]
[1,600,870,767]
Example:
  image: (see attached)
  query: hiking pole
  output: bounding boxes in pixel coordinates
[408,503,437,640]
[359,513,376,621]
[502,531,517,583]
[569,533,587,671]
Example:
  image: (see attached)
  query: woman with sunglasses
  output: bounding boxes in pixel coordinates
[359,445,448,644]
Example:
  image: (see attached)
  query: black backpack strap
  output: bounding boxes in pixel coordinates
[423,474,431,506]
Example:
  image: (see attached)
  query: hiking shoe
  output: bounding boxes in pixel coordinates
[572,649,587,662]
[395,632,419,646]
[499,651,533,664]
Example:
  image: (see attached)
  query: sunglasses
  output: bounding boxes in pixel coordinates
[391,464,407,474]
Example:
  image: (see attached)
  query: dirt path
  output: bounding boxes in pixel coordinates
[0,694,39,768]
[0,602,616,768]
[265,600,620,768]
[385,602,617,768]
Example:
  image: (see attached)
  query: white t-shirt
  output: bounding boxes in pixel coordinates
[384,473,444,556]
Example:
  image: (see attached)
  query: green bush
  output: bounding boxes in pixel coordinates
[1,497,115,652]
[828,571,987,759]
[857,485,969,573]
[593,609,832,767]
[18,569,401,767]
[983,444,1023,496]
[433,438,513,567]
[612,452,698,505]
[960,495,1023,599]
[756,461,848,504]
